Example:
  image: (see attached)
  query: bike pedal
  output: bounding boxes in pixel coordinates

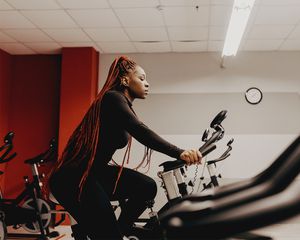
[47,230,60,238]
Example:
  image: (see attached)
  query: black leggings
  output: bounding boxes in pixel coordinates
[50,166,157,240]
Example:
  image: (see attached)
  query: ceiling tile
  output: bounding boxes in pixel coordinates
[2,0,300,54]
[0,43,36,54]
[115,8,164,27]
[0,0,13,9]
[25,42,61,54]
[280,40,300,50]
[210,5,232,26]
[134,41,171,52]
[68,9,121,27]
[160,0,210,6]
[44,29,91,42]
[168,26,208,40]
[163,6,209,26]
[98,41,136,53]
[0,31,17,42]
[171,40,207,52]
[5,29,53,43]
[243,39,283,51]
[109,0,159,8]
[209,26,227,40]
[85,28,129,41]
[208,40,223,51]
[248,25,294,39]
[7,0,60,9]
[125,27,168,41]
[0,11,36,28]
[255,6,300,25]
[57,0,110,9]
[21,10,77,28]
[4,29,53,42]
[288,25,300,39]
[242,6,260,36]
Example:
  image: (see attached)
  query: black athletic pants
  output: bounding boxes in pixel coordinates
[50,165,157,240]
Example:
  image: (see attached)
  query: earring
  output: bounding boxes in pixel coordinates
[122,79,128,87]
[120,82,126,87]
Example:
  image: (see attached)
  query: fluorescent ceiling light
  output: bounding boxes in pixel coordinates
[222,0,256,57]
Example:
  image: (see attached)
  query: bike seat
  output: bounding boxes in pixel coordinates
[24,152,45,165]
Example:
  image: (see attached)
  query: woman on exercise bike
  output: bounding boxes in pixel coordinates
[47,56,202,240]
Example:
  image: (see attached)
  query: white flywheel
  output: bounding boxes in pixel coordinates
[20,198,51,233]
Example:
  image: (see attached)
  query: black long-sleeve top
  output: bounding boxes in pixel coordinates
[92,90,184,171]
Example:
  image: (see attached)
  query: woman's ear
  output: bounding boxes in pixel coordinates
[122,77,129,87]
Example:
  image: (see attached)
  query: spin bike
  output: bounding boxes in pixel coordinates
[0,132,16,240]
[2,135,86,240]
[158,134,300,240]
[0,132,58,240]
[126,110,232,239]
[196,136,233,192]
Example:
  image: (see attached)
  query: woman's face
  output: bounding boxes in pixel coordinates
[125,65,149,100]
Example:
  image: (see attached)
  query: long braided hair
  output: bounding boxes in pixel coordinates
[46,56,137,200]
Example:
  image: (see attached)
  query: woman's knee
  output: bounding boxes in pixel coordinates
[143,177,157,200]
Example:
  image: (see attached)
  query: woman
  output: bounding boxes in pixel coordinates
[48,56,202,240]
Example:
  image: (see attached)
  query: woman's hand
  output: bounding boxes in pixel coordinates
[180,149,202,165]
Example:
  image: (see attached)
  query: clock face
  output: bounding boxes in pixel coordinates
[245,87,263,104]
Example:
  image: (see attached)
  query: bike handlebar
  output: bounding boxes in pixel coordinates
[159,110,228,172]
[206,138,234,165]
[160,144,217,172]
[0,132,17,164]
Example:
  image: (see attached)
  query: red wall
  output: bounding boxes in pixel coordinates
[3,54,61,198]
[55,47,99,225]
[0,49,13,187]
[0,50,12,136]
[59,47,99,155]
[0,47,99,201]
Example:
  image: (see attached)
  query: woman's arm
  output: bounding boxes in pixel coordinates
[105,91,184,158]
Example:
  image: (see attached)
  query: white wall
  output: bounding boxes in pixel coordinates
[99,52,300,210]
[99,52,300,94]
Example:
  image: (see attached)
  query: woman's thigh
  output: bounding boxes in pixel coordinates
[50,168,122,239]
[95,166,157,201]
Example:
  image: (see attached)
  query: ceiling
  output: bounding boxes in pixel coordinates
[0,0,300,55]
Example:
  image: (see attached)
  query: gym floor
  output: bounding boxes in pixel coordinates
[7,215,300,240]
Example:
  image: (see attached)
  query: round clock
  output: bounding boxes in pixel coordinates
[245,87,263,105]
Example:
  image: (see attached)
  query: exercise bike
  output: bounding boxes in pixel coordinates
[159,134,300,240]
[0,132,16,240]
[2,134,86,240]
[0,132,59,240]
[196,131,234,192]
[124,110,232,239]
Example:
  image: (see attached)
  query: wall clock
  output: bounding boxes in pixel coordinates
[245,87,263,105]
